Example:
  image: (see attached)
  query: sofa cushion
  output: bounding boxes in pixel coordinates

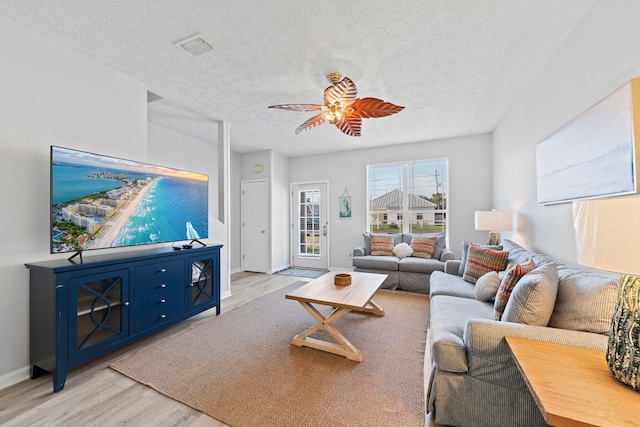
[404,233,446,259]
[458,241,503,276]
[392,242,413,258]
[363,233,402,255]
[398,257,444,274]
[549,267,619,335]
[410,235,437,258]
[429,295,494,372]
[352,255,399,271]
[432,234,447,260]
[430,271,476,299]
[462,245,509,284]
[502,263,559,326]
[475,271,501,302]
[370,233,395,256]
[494,260,536,320]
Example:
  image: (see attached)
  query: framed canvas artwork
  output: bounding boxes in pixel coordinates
[536,78,640,205]
[339,195,352,218]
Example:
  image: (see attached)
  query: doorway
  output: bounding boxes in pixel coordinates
[241,179,268,273]
[291,182,329,270]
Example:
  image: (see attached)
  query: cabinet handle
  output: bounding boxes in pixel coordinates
[124,301,130,306]
[159,268,166,273]
[160,314,166,319]
[160,284,166,288]
[188,283,194,287]
[160,299,166,303]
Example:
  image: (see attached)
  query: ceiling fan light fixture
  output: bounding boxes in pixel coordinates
[268,72,404,137]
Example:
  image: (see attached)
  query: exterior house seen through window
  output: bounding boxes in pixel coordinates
[367,159,447,234]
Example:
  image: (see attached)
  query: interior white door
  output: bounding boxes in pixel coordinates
[241,179,268,273]
[291,183,328,270]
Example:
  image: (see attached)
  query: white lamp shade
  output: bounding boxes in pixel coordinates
[474,210,513,232]
[573,197,640,275]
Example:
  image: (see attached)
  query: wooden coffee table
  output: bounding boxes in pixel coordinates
[285,272,387,362]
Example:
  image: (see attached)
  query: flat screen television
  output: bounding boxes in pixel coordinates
[51,146,208,255]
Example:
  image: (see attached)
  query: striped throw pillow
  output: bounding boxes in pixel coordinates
[410,235,437,259]
[494,260,537,321]
[370,233,394,256]
[462,245,509,284]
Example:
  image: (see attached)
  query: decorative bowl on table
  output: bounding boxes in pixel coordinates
[334,273,352,286]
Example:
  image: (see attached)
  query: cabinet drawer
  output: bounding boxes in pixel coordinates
[134,289,183,312]
[134,277,183,300]
[134,259,183,282]
[134,303,183,334]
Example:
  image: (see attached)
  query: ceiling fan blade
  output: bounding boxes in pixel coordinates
[349,97,404,118]
[335,115,362,137]
[324,77,358,106]
[295,113,327,134]
[268,104,325,112]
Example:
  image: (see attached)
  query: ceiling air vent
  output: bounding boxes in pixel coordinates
[175,33,213,57]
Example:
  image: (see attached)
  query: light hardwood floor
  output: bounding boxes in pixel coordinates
[0,272,304,427]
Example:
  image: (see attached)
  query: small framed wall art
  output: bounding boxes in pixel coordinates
[339,189,352,218]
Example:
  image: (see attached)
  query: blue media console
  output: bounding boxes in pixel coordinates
[26,245,222,392]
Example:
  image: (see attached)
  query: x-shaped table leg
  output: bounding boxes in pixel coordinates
[291,300,383,362]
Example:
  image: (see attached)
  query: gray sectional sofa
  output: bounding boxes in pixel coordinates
[426,239,619,427]
[352,233,455,293]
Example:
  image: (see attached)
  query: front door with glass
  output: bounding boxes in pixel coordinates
[291,183,328,270]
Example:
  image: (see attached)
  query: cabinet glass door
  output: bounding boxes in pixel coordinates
[188,257,218,310]
[70,269,129,356]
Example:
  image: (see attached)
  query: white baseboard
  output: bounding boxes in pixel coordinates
[0,365,30,391]
[230,267,242,275]
[221,290,232,300]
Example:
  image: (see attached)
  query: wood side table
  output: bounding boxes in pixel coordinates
[505,336,640,427]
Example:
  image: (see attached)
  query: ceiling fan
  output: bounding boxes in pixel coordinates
[268,72,404,137]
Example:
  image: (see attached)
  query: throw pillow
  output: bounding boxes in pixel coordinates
[462,245,509,284]
[432,234,447,260]
[494,260,537,320]
[392,242,414,259]
[458,241,503,276]
[474,271,502,302]
[410,235,437,259]
[502,263,559,326]
[370,233,394,256]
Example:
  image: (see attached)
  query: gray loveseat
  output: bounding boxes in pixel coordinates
[426,240,619,427]
[352,233,455,294]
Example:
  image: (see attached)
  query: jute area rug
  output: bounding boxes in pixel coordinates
[110,282,430,427]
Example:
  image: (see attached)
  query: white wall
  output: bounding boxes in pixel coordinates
[270,151,290,272]
[493,0,640,265]
[147,123,230,298]
[0,16,147,388]
[289,134,493,268]
[230,151,242,272]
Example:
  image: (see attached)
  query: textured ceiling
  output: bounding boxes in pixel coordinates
[0,1,594,157]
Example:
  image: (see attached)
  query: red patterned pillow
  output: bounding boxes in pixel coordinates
[410,235,437,259]
[462,245,509,284]
[494,260,537,320]
[370,233,394,256]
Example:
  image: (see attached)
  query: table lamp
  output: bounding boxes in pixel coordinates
[474,209,513,245]
[573,197,640,392]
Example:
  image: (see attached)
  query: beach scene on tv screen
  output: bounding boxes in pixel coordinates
[51,146,208,254]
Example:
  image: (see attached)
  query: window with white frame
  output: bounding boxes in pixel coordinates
[367,159,447,234]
